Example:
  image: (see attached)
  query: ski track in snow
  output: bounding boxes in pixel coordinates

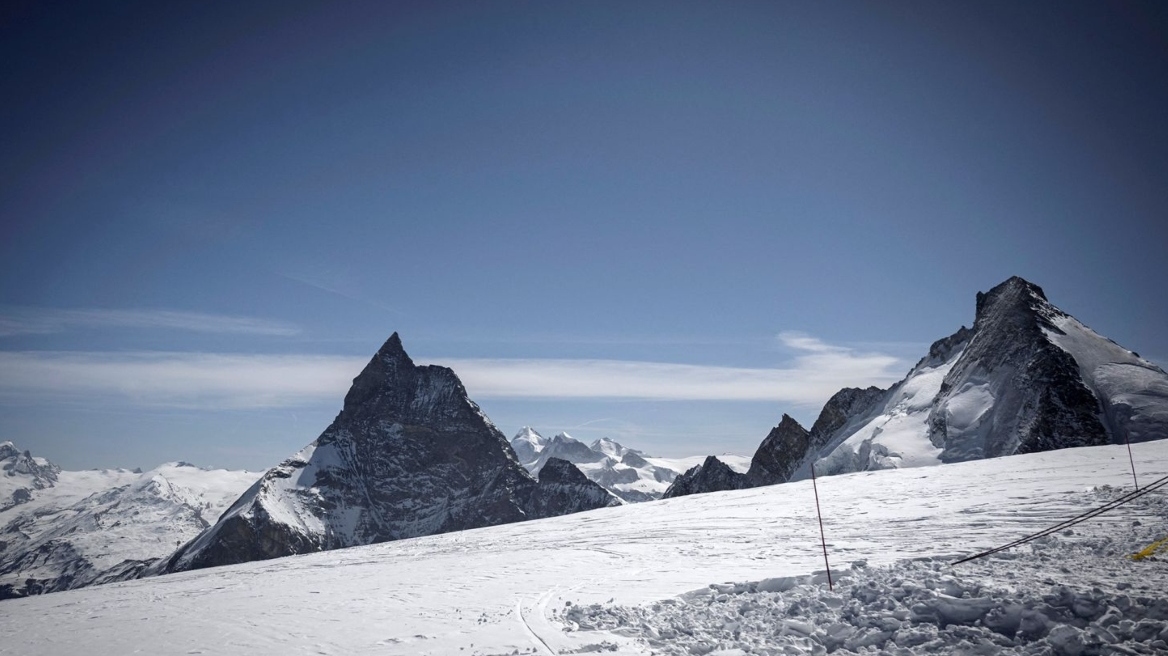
[1,442,1166,655]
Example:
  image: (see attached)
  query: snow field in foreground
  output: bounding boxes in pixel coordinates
[1,441,1165,656]
[560,484,1168,655]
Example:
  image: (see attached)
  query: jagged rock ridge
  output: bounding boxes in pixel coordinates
[666,276,1168,498]
[162,334,618,573]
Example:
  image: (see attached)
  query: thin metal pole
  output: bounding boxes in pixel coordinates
[811,462,833,591]
[1124,432,1139,490]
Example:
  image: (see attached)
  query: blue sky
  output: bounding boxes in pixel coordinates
[2,1,1166,471]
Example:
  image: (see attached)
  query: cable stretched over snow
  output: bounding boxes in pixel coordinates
[951,473,1168,566]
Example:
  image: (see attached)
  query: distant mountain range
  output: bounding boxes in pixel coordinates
[666,276,1168,498]
[0,442,257,599]
[510,428,749,502]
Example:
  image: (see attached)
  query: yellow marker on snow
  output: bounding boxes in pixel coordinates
[1130,537,1168,561]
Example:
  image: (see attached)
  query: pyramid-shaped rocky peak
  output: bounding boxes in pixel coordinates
[931,278,1106,460]
[162,333,616,573]
[664,456,747,498]
[976,276,1047,312]
[338,332,474,426]
[746,414,810,485]
[538,457,593,486]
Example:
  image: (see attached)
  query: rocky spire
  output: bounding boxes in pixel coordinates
[162,333,616,573]
[746,414,811,486]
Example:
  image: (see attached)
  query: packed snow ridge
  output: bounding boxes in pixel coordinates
[666,275,1168,499]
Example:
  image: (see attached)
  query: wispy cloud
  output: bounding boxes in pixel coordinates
[0,307,301,337]
[776,331,846,353]
[0,334,906,409]
[0,351,363,409]
[432,353,900,404]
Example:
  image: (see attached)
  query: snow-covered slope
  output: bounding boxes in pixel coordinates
[2,440,1164,655]
[161,334,617,573]
[0,445,257,599]
[1043,313,1168,444]
[510,429,749,502]
[814,328,970,476]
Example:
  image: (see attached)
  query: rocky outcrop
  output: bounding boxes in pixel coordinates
[524,457,621,519]
[162,333,617,573]
[665,456,748,498]
[745,415,813,487]
[808,387,888,440]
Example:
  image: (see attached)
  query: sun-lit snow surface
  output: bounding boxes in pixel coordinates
[0,449,258,596]
[2,441,1165,655]
[813,339,965,477]
[1044,314,1168,444]
[511,428,750,501]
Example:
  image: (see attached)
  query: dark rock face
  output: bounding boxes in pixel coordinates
[808,387,888,441]
[929,277,1109,461]
[746,415,813,487]
[664,456,747,498]
[163,333,617,573]
[524,458,621,519]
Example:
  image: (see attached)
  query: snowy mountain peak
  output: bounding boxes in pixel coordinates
[973,276,1063,332]
[589,437,628,459]
[510,427,548,464]
[667,275,1168,498]
[0,441,18,461]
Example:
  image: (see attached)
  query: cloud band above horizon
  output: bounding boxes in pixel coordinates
[0,307,301,337]
[0,335,905,410]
